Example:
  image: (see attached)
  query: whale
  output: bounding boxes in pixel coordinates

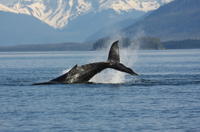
[33,41,138,85]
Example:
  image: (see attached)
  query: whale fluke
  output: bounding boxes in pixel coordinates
[108,40,120,63]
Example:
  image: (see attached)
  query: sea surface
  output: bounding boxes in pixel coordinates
[0,49,200,132]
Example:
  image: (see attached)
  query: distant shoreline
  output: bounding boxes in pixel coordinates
[0,39,199,52]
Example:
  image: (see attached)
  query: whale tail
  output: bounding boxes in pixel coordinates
[107,40,138,75]
[33,40,138,85]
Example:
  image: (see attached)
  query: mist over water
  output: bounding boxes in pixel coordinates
[90,34,140,84]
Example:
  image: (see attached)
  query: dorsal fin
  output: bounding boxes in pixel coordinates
[107,40,120,63]
[50,64,78,82]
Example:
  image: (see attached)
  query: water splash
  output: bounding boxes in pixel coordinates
[90,38,140,84]
[61,68,70,74]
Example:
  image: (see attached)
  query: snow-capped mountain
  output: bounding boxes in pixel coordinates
[0,0,173,29]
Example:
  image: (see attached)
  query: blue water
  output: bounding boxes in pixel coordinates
[0,50,200,132]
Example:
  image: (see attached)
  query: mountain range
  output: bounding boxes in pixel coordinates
[0,0,173,28]
[0,0,172,45]
[124,0,200,41]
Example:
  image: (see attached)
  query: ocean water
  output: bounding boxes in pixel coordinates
[0,49,200,132]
